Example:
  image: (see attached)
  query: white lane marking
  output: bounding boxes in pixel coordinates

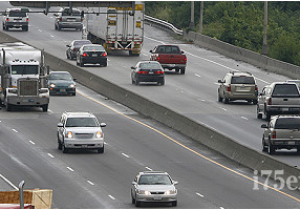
[122,153,129,158]
[108,195,116,200]
[145,167,152,171]
[87,180,95,186]
[196,192,204,197]
[50,35,55,38]
[220,207,225,209]
[47,153,54,158]
[38,29,42,33]
[256,78,270,85]
[67,167,74,172]
[195,73,201,78]
[12,129,18,133]
[220,107,227,111]
[145,36,165,44]
[0,173,18,190]
[29,140,35,145]
[0,120,2,122]
[48,109,53,113]
[142,53,148,57]
[241,116,249,121]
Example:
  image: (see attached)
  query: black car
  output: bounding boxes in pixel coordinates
[66,40,91,60]
[131,61,165,85]
[48,71,76,96]
[76,44,107,67]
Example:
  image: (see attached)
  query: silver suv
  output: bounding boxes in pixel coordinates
[57,111,106,153]
[54,7,83,31]
[131,171,178,207]
[257,82,300,120]
[261,115,300,155]
[2,8,29,31]
[217,71,258,104]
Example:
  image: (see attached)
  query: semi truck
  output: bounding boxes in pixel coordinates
[82,2,144,56]
[0,42,50,112]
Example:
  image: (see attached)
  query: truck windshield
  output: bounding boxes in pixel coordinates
[11,65,39,75]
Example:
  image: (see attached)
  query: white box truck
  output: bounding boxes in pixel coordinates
[82,2,144,56]
[0,42,50,111]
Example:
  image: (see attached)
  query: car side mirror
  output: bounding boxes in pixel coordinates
[261,124,268,128]
[57,123,63,127]
[132,181,137,185]
[73,78,77,81]
[218,80,223,83]
[181,51,184,54]
[173,181,178,185]
[100,123,106,127]
[259,93,263,96]
[53,13,58,17]
[66,44,70,47]
[131,66,136,70]
[149,50,153,53]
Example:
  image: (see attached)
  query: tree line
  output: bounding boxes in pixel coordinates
[145,1,300,66]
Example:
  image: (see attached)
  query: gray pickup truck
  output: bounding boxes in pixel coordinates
[257,82,300,120]
[261,115,300,155]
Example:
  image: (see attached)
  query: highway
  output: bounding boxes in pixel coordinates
[1,1,300,208]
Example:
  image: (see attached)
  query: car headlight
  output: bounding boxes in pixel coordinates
[39,88,48,93]
[65,131,73,138]
[69,84,76,88]
[95,131,103,138]
[164,189,177,195]
[49,84,56,88]
[137,190,151,195]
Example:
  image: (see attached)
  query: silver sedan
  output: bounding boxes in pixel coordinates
[131,171,178,207]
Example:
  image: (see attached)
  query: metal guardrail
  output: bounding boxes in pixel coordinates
[145,15,183,36]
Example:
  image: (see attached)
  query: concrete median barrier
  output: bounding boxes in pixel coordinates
[1,31,300,189]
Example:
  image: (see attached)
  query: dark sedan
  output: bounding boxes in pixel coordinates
[131,61,165,85]
[66,40,91,60]
[76,44,107,67]
[48,71,76,96]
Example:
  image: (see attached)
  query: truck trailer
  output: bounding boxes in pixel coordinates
[82,2,144,56]
[0,42,49,112]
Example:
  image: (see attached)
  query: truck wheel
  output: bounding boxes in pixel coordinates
[42,104,48,112]
[98,145,104,153]
[180,68,186,74]
[262,138,267,152]
[268,143,275,155]
[6,103,12,111]
[62,144,68,153]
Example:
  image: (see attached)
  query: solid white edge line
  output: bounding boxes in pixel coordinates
[87,180,95,186]
[0,173,18,190]
[122,153,129,158]
[108,195,116,200]
[12,129,18,133]
[67,167,74,172]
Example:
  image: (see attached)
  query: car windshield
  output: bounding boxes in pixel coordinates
[83,45,104,51]
[49,73,73,81]
[272,84,300,97]
[65,117,100,127]
[140,63,161,69]
[231,76,255,84]
[275,118,300,129]
[11,65,38,75]
[138,175,172,185]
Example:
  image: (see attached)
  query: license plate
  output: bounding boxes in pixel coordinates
[67,19,76,22]
[23,99,34,102]
[92,53,98,57]
[169,64,175,67]
[288,141,295,145]
[282,108,289,111]
[81,145,88,148]
[148,71,154,74]
[60,89,66,92]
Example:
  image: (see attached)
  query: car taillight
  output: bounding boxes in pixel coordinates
[255,85,258,91]
[6,18,9,21]
[227,85,231,92]
[157,55,161,61]
[268,98,272,105]
[59,17,62,21]
[272,131,276,139]
[138,70,148,74]
[155,70,164,74]
[102,52,107,57]
[184,57,187,63]
[26,18,29,22]
[83,53,87,57]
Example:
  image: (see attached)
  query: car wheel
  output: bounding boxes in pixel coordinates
[297,148,300,154]
[131,193,135,204]
[262,137,267,152]
[265,111,271,121]
[135,200,140,207]
[98,145,104,153]
[131,79,135,85]
[268,143,275,155]
[62,144,68,153]
[66,52,70,59]
[102,62,107,67]
[80,59,84,67]
[224,98,229,104]
[171,201,177,207]
[72,92,76,96]
[135,80,139,86]
[58,139,62,150]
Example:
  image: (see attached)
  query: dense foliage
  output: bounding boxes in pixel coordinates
[145,1,300,66]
